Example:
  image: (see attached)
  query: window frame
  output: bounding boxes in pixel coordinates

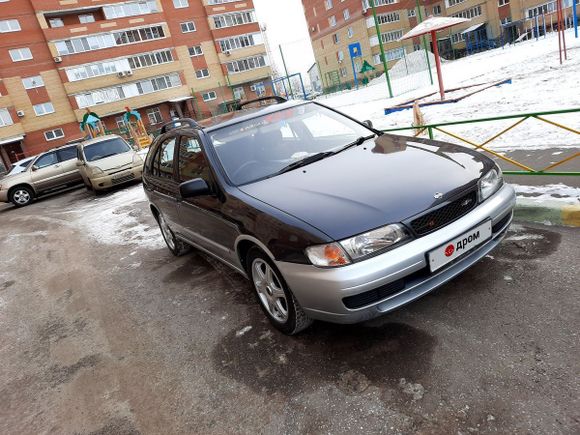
[9,47,33,62]
[180,21,196,33]
[33,102,55,116]
[56,146,77,162]
[0,19,21,33]
[44,128,65,141]
[176,133,209,183]
[34,152,58,169]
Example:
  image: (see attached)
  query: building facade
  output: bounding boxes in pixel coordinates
[301,0,579,90]
[0,0,273,171]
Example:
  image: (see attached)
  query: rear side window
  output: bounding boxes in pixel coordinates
[154,137,176,179]
[178,136,210,182]
[57,146,77,162]
[35,153,57,168]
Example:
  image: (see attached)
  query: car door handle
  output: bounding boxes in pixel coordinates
[54,164,60,168]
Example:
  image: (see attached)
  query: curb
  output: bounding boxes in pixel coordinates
[514,198,580,227]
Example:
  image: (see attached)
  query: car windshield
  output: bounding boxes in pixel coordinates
[83,138,131,162]
[8,158,34,175]
[208,103,373,185]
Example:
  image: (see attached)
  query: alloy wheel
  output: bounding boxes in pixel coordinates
[13,189,31,205]
[251,258,288,322]
[158,214,176,250]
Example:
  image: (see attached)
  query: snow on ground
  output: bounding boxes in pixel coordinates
[512,183,580,204]
[320,29,580,152]
[66,185,163,249]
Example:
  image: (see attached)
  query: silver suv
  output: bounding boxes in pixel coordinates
[0,144,82,207]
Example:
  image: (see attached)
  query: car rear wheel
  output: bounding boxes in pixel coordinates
[247,247,313,335]
[157,213,191,256]
[10,186,34,207]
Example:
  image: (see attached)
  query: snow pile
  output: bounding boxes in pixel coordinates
[68,185,163,249]
[512,183,580,205]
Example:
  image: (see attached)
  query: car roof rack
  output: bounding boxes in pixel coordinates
[236,96,287,110]
[160,118,201,134]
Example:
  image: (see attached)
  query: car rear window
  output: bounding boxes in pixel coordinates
[83,138,131,162]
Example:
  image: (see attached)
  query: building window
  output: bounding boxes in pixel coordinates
[325,0,333,10]
[208,0,246,3]
[147,107,163,124]
[329,16,337,27]
[433,5,442,14]
[225,55,267,74]
[363,0,397,6]
[376,12,400,24]
[9,47,33,62]
[381,29,403,43]
[0,108,14,127]
[343,9,350,20]
[79,14,95,23]
[74,73,181,108]
[218,32,263,52]
[49,18,64,28]
[188,45,203,56]
[0,19,21,32]
[44,128,65,141]
[180,21,196,33]
[451,32,466,44]
[446,0,466,7]
[332,33,339,44]
[347,26,354,38]
[408,9,416,17]
[202,91,217,102]
[173,0,189,8]
[498,0,509,5]
[103,1,158,19]
[195,68,210,79]
[413,43,421,51]
[373,47,405,64]
[115,116,126,129]
[33,102,55,116]
[213,10,256,28]
[233,87,245,100]
[55,25,165,56]
[451,5,482,19]
[339,67,347,77]
[22,75,45,89]
[128,49,173,69]
[337,50,344,62]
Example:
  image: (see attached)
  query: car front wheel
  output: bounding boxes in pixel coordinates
[157,213,191,256]
[10,186,34,207]
[247,247,313,335]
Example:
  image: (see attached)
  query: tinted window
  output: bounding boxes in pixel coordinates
[155,137,176,179]
[83,138,131,162]
[57,146,77,162]
[35,153,58,169]
[178,135,209,182]
[8,158,34,175]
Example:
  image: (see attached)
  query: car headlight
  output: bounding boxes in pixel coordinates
[132,152,144,166]
[340,223,409,260]
[478,168,503,201]
[305,223,409,267]
[88,165,105,177]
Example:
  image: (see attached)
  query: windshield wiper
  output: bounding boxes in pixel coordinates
[334,134,376,154]
[275,151,335,175]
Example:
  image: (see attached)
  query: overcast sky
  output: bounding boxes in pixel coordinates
[253,0,316,85]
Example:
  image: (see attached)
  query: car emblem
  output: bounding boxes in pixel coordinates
[433,192,443,199]
[461,198,473,207]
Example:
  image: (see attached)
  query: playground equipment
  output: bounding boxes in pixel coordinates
[123,107,151,149]
[80,109,106,139]
[269,73,307,100]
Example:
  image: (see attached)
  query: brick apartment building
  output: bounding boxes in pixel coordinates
[302,0,579,90]
[0,0,273,171]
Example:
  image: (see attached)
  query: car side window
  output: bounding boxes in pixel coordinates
[35,153,58,169]
[156,137,176,179]
[178,135,210,183]
[57,146,77,162]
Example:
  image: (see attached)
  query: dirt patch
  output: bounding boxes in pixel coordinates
[213,322,436,399]
[82,417,140,435]
[47,354,101,387]
[496,225,561,260]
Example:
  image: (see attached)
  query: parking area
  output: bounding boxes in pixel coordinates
[0,184,578,434]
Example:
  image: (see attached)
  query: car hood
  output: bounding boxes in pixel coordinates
[238,134,493,240]
[89,152,134,172]
[0,170,30,185]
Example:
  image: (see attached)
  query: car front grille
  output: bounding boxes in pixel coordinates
[111,173,135,185]
[410,190,478,236]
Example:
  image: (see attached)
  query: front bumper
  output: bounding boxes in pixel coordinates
[90,165,143,190]
[0,188,8,203]
[276,184,516,324]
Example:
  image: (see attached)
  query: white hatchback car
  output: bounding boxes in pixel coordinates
[76,135,144,191]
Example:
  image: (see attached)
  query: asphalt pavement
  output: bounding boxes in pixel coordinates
[0,185,578,434]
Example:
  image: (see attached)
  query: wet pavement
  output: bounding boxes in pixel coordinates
[0,185,578,434]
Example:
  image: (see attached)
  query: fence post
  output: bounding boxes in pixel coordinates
[574,0,578,38]
[370,0,394,98]
[428,126,434,139]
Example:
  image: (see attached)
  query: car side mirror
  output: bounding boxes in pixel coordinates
[363,120,373,128]
[31,165,38,171]
[179,178,211,199]
[76,160,84,166]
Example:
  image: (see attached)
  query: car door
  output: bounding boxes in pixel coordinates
[175,134,240,265]
[30,152,65,192]
[144,135,181,228]
[56,146,82,184]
